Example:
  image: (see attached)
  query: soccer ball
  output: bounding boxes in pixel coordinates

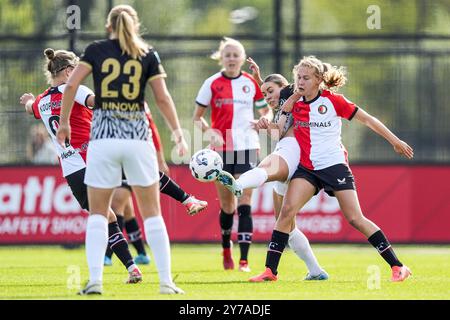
[189,149,223,182]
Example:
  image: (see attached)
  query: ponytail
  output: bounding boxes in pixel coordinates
[107,5,149,60]
[321,62,347,90]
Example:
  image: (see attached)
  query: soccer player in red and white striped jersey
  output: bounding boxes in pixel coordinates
[193,37,271,272]
[251,56,414,283]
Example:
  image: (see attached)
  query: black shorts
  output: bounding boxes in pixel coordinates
[218,149,258,176]
[65,168,89,210]
[291,163,356,197]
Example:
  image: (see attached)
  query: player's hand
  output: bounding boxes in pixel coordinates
[247,57,260,77]
[56,123,71,147]
[19,93,35,106]
[209,131,224,148]
[247,57,263,85]
[176,137,188,157]
[393,140,414,159]
[254,117,270,130]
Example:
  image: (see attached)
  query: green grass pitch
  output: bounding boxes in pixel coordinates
[0,244,449,300]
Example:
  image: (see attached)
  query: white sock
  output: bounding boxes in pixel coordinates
[144,215,172,284]
[85,214,108,284]
[127,264,138,273]
[288,228,323,276]
[236,167,268,190]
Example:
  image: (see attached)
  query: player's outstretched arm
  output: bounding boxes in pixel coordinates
[148,77,188,156]
[281,90,302,113]
[354,108,414,159]
[275,90,302,137]
[247,57,263,86]
[19,93,35,115]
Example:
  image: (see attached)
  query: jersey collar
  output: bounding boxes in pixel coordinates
[221,71,242,80]
[302,90,322,104]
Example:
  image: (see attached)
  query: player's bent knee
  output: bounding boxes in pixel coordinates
[347,216,364,230]
[279,204,297,220]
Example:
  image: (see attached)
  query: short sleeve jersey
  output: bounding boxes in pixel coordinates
[195,71,267,151]
[80,39,166,141]
[32,84,93,176]
[273,84,295,136]
[291,90,359,170]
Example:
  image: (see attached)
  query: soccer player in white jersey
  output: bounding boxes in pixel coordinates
[19,48,143,285]
[193,37,272,272]
[56,5,187,295]
[217,58,328,280]
[250,56,414,282]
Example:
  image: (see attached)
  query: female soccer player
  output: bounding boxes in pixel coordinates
[193,37,272,272]
[217,58,328,280]
[250,56,413,282]
[19,48,143,284]
[56,5,187,295]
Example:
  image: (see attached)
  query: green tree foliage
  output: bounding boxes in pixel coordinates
[0,0,449,163]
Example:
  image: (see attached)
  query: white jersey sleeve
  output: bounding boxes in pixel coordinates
[59,84,94,108]
[195,78,213,107]
[75,85,94,108]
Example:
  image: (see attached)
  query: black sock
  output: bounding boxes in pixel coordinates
[265,230,289,275]
[116,215,124,231]
[105,215,125,259]
[368,230,402,267]
[105,243,114,259]
[220,209,234,249]
[237,205,252,262]
[125,218,147,256]
[107,221,134,269]
[159,171,190,203]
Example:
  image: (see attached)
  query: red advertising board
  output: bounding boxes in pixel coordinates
[1,165,449,244]
[0,166,87,244]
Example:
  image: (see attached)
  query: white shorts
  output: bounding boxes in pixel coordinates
[84,139,159,188]
[272,137,300,196]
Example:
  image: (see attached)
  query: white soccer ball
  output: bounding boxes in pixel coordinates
[189,149,223,182]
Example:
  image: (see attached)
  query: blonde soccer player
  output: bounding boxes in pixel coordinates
[57,5,187,295]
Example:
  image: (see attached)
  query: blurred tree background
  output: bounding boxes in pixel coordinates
[0,0,449,164]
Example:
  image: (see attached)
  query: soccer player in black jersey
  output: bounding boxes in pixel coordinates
[57,4,187,295]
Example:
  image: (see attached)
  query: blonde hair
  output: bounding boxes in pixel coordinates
[43,48,79,84]
[210,37,246,64]
[263,74,289,88]
[293,55,347,91]
[106,5,149,60]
